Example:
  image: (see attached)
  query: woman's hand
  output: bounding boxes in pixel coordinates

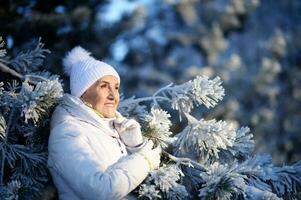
[138,140,161,170]
[114,112,144,147]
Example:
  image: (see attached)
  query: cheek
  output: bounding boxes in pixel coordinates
[115,93,120,103]
[94,93,106,106]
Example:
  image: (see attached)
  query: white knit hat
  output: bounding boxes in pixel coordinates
[62,46,120,97]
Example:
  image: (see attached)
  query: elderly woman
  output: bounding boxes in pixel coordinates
[47,47,161,200]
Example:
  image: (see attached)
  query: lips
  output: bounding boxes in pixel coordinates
[104,103,115,107]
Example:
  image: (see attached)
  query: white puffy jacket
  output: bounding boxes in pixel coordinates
[47,94,150,200]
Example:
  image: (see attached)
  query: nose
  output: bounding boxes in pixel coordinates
[107,86,115,100]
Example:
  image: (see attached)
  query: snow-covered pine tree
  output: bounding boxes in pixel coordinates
[118,76,301,199]
[0,37,63,200]
[0,35,300,200]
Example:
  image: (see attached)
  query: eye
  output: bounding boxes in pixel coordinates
[100,84,107,88]
[115,86,119,90]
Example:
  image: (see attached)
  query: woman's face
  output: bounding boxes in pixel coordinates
[81,75,120,118]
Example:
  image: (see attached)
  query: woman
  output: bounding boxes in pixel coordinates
[47,46,161,200]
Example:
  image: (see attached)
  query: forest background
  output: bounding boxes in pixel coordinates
[0,0,300,199]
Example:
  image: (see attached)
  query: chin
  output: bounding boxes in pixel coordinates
[103,112,116,118]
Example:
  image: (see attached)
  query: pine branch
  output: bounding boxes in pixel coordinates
[0,107,16,185]
[119,96,170,107]
[139,163,189,199]
[0,37,63,199]
[0,62,23,80]
[0,62,47,85]
[119,76,225,121]
[8,38,50,73]
[162,150,206,171]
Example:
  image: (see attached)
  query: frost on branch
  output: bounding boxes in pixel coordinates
[171,76,224,117]
[236,155,301,199]
[199,162,246,200]
[144,107,173,148]
[119,75,224,121]
[198,155,301,200]
[118,95,148,121]
[173,113,253,164]
[20,76,63,124]
[138,164,189,200]
[218,127,254,163]
[9,38,50,73]
[120,74,301,199]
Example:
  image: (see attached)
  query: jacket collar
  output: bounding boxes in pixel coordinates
[59,94,119,138]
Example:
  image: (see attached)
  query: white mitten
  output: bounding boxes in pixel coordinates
[139,145,161,170]
[138,140,154,153]
[114,112,144,147]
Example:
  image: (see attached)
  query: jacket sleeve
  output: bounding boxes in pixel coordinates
[47,122,150,200]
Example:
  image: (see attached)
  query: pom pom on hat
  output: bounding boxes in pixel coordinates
[62,46,120,97]
[62,46,92,76]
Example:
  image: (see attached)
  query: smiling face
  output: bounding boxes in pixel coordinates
[81,75,120,118]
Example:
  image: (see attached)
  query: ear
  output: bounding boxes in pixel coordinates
[80,93,92,108]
